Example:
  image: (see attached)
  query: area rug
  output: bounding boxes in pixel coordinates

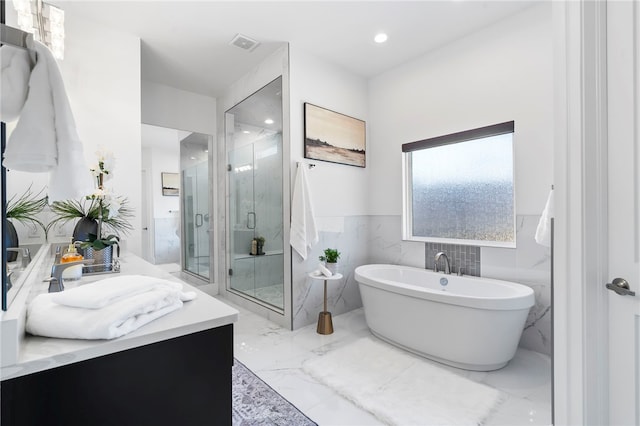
[233,359,317,426]
[302,336,505,426]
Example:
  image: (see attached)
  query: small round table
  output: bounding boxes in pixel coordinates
[308,272,343,335]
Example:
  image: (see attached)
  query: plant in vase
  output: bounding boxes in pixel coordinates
[5,185,48,261]
[47,148,133,269]
[319,248,341,274]
[255,236,265,255]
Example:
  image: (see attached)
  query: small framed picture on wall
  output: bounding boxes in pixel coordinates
[161,172,179,196]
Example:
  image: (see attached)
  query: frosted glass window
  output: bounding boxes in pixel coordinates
[402,122,515,247]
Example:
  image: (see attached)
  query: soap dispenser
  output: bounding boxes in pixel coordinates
[61,240,83,281]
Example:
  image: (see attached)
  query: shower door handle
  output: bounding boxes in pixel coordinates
[247,212,256,229]
[195,214,203,227]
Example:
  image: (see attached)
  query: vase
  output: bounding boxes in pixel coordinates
[83,245,113,273]
[5,220,19,262]
[325,262,338,274]
[73,217,98,240]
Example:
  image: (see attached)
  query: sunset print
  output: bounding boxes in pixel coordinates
[304,103,366,167]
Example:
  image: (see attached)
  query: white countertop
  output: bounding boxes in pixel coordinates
[1,246,238,381]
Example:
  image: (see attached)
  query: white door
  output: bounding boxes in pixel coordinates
[607,2,640,424]
[140,170,153,263]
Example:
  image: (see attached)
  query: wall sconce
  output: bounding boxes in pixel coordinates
[12,0,65,60]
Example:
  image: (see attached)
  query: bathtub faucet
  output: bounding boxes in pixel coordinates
[434,252,451,275]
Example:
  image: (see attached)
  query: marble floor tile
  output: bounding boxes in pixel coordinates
[219,297,552,426]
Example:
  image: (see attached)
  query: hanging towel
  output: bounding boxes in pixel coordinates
[4,36,93,201]
[535,188,554,247]
[26,275,197,340]
[290,163,318,260]
[0,44,31,122]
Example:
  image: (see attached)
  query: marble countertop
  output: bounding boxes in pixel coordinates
[1,246,238,381]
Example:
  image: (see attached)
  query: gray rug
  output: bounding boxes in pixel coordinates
[233,359,317,426]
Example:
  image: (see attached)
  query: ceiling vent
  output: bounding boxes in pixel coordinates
[229,34,260,52]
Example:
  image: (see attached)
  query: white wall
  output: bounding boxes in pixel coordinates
[289,47,370,218]
[141,81,217,136]
[368,3,553,216]
[5,7,142,254]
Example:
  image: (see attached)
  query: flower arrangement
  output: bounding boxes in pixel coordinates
[47,147,133,252]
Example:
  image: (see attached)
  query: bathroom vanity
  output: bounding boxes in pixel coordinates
[0,245,238,426]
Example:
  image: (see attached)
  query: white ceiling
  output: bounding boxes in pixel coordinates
[53,1,536,98]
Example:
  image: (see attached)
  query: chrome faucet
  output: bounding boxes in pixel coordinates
[7,247,31,268]
[434,252,451,275]
[45,259,94,292]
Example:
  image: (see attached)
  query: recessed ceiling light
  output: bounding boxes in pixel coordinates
[374,33,388,44]
[264,118,274,125]
[243,130,251,134]
[190,156,196,160]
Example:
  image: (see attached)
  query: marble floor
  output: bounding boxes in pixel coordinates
[233,283,284,310]
[222,297,553,426]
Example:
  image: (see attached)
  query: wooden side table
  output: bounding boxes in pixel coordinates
[308,272,343,335]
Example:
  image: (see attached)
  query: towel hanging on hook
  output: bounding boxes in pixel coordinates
[296,161,316,169]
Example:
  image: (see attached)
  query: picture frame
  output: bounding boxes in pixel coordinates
[304,103,366,168]
[161,172,180,196]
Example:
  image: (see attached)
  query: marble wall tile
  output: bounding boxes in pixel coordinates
[154,217,180,264]
[292,216,368,330]
[481,215,551,355]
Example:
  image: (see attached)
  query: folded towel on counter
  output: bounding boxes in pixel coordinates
[50,275,196,309]
[4,36,93,201]
[26,276,197,340]
[290,163,318,260]
[0,44,31,122]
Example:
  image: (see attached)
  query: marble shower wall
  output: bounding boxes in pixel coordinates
[292,216,369,330]
[154,215,180,264]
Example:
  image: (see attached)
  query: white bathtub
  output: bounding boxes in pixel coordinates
[354,264,535,371]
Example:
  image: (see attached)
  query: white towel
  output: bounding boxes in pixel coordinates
[318,262,333,277]
[535,189,554,247]
[290,163,318,260]
[50,275,196,309]
[4,36,93,201]
[26,276,197,340]
[0,45,31,122]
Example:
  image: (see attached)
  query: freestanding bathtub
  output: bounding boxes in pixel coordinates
[354,264,535,371]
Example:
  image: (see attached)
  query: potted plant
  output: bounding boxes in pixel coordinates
[255,236,265,255]
[5,186,48,261]
[47,148,133,270]
[47,198,133,244]
[319,248,341,274]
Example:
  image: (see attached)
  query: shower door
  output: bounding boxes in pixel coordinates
[182,161,210,279]
[228,134,284,310]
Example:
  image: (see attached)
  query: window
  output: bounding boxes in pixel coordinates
[402,121,515,247]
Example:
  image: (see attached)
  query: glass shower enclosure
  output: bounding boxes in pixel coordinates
[181,133,211,281]
[226,77,284,310]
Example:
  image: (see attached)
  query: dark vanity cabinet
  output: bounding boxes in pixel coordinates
[1,324,233,426]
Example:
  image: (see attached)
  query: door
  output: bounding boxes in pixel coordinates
[140,170,153,263]
[182,161,210,280]
[228,134,284,310]
[607,2,640,424]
